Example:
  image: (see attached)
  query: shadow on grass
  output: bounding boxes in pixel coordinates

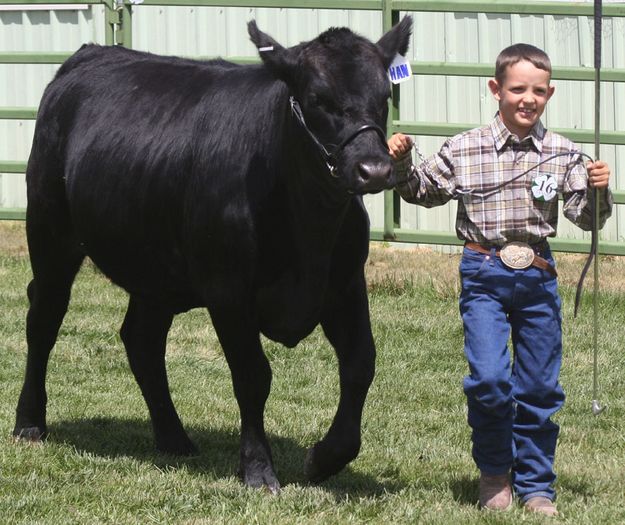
[449,476,479,507]
[556,473,595,498]
[48,417,405,498]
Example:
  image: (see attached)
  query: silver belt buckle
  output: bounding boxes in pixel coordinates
[500,242,534,269]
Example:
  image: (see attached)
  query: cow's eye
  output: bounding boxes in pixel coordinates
[310,93,344,116]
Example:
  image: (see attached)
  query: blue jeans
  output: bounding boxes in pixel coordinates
[459,245,565,503]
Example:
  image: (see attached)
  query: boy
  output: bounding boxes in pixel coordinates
[389,44,612,516]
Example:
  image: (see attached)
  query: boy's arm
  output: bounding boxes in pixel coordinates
[388,133,457,208]
[563,158,613,231]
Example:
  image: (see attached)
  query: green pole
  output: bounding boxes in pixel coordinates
[591,0,604,416]
[383,0,399,240]
[121,1,133,48]
[103,0,117,45]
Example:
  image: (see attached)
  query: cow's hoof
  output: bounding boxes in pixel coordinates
[304,441,355,483]
[304,445,330,483]
[12,426,47,442]
[239,464,281,494]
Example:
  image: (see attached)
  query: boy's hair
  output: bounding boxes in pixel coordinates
[495,43,552,84]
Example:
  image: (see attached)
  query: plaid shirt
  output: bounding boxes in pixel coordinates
[394,113,613,246]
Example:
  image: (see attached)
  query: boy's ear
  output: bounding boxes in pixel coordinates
[547,84,555,100]
[488,79,501,101]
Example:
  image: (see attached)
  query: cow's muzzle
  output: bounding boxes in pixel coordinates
[356,160,393,192]
[289,96,388,178]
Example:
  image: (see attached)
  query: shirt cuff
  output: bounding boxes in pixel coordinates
[393,152,415,185]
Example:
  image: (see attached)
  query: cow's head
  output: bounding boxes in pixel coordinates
[249,17,412,194]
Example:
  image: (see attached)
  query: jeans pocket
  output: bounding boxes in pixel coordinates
[459,250,490,280]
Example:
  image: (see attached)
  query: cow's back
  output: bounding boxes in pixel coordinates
[28,45,289,308]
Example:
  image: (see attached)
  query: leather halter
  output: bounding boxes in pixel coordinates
[289,96,387,178]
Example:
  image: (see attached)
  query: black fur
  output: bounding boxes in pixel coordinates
[14,17,412,491]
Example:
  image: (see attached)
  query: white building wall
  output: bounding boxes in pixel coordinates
[1,3,623,244]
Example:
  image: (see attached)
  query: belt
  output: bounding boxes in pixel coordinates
[464,242,557,277]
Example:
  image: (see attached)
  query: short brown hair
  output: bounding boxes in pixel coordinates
[495,44,552,84]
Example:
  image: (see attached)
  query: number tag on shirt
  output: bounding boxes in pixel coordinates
[532,174,557,201]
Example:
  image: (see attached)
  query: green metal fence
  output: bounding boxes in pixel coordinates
[1,0,624,254]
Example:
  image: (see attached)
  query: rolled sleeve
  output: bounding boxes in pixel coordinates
[394,140,458,208]
[563,157,613,231]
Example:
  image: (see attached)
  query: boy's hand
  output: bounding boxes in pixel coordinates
[587,160,611,189]
[388,133,413,160]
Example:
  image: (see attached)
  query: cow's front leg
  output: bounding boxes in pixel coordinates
[306,276,375,483]
[209,307,279,493]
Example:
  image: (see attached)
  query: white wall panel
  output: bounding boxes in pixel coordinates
[0,4,106,208]
[1,4,623,247]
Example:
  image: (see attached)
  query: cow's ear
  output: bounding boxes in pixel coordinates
[248,20,297,81]
[376,15,412,69]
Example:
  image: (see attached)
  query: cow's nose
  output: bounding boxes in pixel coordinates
[357,161,392,183]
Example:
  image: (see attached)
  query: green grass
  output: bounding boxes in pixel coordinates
[1,227,624,523]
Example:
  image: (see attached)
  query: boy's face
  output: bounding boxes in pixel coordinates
[488,60,554,139]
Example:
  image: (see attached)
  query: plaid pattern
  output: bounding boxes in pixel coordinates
[394,113,613,246]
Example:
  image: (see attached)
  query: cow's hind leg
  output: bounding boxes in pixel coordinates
[13,229,84,441]
[120,296,197,455]
[209,307,279,493]
[306,275,375,483]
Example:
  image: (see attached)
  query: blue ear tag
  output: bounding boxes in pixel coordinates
[388,54,412,84]
[532,174,558,201]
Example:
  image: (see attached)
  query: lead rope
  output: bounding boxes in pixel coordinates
[591,0,605,415]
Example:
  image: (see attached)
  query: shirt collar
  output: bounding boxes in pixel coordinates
[490,112,545,153]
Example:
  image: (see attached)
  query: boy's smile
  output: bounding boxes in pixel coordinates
[488,60,554,139]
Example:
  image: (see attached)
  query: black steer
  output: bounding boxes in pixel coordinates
[14,17,412,491]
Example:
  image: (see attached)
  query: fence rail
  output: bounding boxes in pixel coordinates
[1,0,624,255]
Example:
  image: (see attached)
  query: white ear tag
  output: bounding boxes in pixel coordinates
[259,46,274,52]
[388,54,412,84]
[532,174,558,201]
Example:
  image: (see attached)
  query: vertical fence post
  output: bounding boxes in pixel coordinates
[103,0,117,45]
[382,0,398,241]
[104,0,132,47]
[114,0,133,47]
[119,1,133,48]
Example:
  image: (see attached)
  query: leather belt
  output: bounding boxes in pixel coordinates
[465,242,557,277]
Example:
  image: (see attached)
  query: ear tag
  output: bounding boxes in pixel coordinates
[388,54,412,84]
[532,174,557,201]
[259,46,274,52]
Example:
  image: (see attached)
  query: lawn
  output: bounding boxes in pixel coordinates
[1,222,624,524]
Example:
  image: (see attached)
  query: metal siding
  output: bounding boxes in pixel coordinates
[0,4,623,246]
[129,7,381,55]
[0,5,105,208]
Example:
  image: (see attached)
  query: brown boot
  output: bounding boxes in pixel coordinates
[524,496,558,517]
[478,472,513,511]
